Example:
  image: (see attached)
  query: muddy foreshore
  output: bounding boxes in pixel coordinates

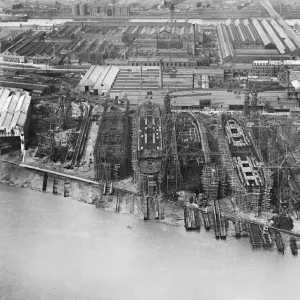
[0,161,184,227]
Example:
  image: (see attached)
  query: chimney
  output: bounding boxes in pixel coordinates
[193,23,196,57]
[159,59,163,88]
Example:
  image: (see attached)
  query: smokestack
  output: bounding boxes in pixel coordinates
[159,59,163,88]
[193,23,196,57]
[52,44,55,57]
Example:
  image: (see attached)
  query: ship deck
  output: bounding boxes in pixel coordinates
[137,101,162,175]
[224,117,264,189]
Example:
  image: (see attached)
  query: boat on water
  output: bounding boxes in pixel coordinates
[290,237,298,255]
[136,100,163,196]
[223,117,265,192]
[0,14,28,22]
[175,112,204,191]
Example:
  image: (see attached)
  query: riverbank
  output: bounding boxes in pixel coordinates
[0,157,184,227]
[2,151,300,235]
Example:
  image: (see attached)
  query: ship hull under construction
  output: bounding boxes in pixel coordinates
[94,99,130,182]
[136,101,163,196]
[175,112,204,193]
[223,116,271,213]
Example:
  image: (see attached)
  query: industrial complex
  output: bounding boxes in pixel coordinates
[2,0,300,255]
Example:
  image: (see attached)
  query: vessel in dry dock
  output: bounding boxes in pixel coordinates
[136,100,163,196]
[175,112,204,192]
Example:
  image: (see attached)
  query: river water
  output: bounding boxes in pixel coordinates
[0,184,299,300]
[1,18,299,27]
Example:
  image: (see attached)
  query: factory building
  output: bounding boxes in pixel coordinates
[124,24,203,45]
[79,65,162,95]
[91,3,130,17]
[217,18,300,63]
[78,65,119,93]
[0,88,31,153]
[1,31,113,65]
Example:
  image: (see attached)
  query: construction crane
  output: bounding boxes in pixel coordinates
[238,78,281,117]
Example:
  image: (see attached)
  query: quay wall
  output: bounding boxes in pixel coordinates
[0,161,183,226]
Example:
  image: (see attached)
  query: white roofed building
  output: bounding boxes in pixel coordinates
[0,88,32,153]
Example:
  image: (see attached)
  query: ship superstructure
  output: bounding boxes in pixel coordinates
[224,117,265,191]
[223,116,271,214]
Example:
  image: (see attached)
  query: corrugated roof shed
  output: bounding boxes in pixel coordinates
[284,38,297,53]
[261,19,285,54]
[88,65,106,84]
[15,94,31,113]
[11,110,27,128]
[0,111,14,129]
[235,21,246,42]
[2,92,20,114]
[239,21,253,43]
[248,21,261,43]
[94,65,119,91]
[229,23,240,42]
[0,88,11,112]
[0,88,31,130]
[120,26,129,35]
[270,19,287,39]
[252,19,272,47]
[225,24,234,42]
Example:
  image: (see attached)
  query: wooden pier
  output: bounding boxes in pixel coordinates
[290,237,298,255]
[212,199,227,239]
[275,231,285,254]
[249,222,263,249]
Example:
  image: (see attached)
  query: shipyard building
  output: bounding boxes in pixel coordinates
[78,65,162,95]
[0,88,31,153]
[217,18,300,63]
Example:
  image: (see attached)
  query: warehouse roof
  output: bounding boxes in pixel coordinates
[270,19,287,39]
[0,88,11,112]
[284,38,297,53]
[243,19,255,42]
[252,19,272,48]
[94,65,119,91]
[79,65,105,87]
[261,19,285,54]
[0,88,31,130]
